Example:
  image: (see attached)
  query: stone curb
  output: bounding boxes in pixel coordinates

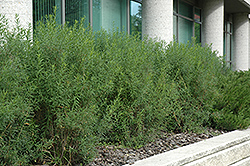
[124,128,250,166]
[230,156,250,166]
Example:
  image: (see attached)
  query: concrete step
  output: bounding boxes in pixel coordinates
[185,140,250,166]
[230,156,250,166]
[124,128,250,166]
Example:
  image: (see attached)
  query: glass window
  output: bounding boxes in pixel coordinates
[195,23,201,43]
[33,0,140,36]
[173,0,201,44]
[173,0,177,12]
[65,0,89,26]
[130,1,142,36]
[92,0,102,31]
[224,18,233,68]
[226,33,231,61]
[179,1,193,19]
[178,18,193,43]
[92,0,127,32]
[173,15,177,40]
[33,0,62,27]
[55,0,62,24]
[194,8,201,22]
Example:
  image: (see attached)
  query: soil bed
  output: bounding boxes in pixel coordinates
[85,128,227,166]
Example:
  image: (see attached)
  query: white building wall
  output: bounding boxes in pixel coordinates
[0,0,32,29]
[142,0,173,43]
[202,0,224,57]
[233,13,250,70]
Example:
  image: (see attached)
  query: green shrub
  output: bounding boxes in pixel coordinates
[0,15,37,165]
[1,13,250,165]
[1,14,97,165]
[0,93,37,165]
[213,70,250,130]
[24,16,97,165]
[160,41,225,132]
[90,34,225,145]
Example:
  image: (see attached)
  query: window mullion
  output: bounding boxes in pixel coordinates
[127,0,130,34]
[62,0,65,25]
[177,0,179,41]
[89,0,93,27]
[178,14,194,22]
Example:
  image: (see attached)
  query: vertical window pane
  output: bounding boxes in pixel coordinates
[173,0,177,12]
[226,33,231,62]
[195,23,201,43]
[223,33,226,56]
[227,22,231,34]
[194,8,201,22]
[33,0,58,26]
[92,0,101,31]
[230,26,233,63]
[55,0,62,24]
[173,15,177,40]
[120,0,128,32]
[92,0,127,32]
[130,1,142,36]
[224,20,233,68]
[173,1,202,44]
[179,0,193,19]
[178,18,193,43]
[65,0,89,26]
[224,21,233,67]
[103,0,121,30]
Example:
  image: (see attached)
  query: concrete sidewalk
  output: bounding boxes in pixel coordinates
[124,128,250,166]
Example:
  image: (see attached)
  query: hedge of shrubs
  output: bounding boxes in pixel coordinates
[1,15,249,165]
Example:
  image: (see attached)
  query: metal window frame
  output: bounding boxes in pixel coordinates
[62,0,65,25]
[224,18,233,67]
[89,0,93,27]
[57,0,141,34]
[173,0,202,42]
[127,0,131,33]
[133,0,142,3]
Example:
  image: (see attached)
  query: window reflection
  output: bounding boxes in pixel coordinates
[65,0,89,26]
[130,1,142,37]
[173,0,201,43]
[224,15,233,68]
[92,0,127,32]
[33,0,142,35]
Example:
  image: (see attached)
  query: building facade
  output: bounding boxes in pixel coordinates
[1,0,250,70]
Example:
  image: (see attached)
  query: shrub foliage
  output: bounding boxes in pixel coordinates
[1,15,249,165]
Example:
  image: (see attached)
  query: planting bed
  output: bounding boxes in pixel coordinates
[86,129,226,166]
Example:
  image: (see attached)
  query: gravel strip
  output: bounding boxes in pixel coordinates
[85,129,227,166]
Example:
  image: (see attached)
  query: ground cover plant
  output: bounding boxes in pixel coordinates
[1,15,250,165]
